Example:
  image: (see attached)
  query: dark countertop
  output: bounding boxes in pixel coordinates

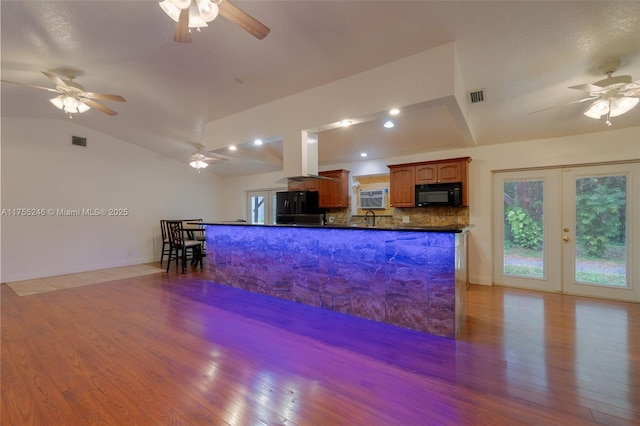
[197,222,472,233]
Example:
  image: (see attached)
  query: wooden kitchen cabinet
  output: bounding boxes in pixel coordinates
[319,169,350,208]
[287,179,319,192]
[416,160,464,184]
[389,157,471,207]
[388,165,416,207]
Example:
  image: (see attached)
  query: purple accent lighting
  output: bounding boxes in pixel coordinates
[205,225,458,337]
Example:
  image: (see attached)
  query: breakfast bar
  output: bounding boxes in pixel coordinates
[203,223,469,338]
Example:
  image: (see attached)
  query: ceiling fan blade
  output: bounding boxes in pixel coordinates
[174,8,192,43]
[82,98,118,116]
[83,92,126,102]
[621,81,640,97]
[218,0,270,40]
[569,83,606,93]
[528,96,598,114]
[0,79,60,93]
[201,157,227,163]
[42,71,68,88]
[206,152,229,162]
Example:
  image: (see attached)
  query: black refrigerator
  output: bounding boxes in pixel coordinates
[276,190,323,224]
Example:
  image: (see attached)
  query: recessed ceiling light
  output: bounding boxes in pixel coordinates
[389,108,400,115]
[229,145,237,151]
[360,152,367,157]
[384,120,395,128]
[254,139,263,146]
[339,120,353,127]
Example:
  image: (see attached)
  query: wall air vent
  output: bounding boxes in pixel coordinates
[72,136,87,147]
[468,89,485,104]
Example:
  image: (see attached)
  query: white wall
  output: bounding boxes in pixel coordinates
[217,171,287,222]
[1,117,224,282]
[220,126,640,286]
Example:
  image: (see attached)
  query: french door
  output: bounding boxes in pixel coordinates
[561,164,638,300]
[493,169,562,292]
[247,190,279,225]
[493,162,639,302]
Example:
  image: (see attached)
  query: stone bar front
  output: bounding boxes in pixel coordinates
[204,224,468,338]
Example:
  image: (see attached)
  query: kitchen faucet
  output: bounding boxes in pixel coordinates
[365,210,376,227]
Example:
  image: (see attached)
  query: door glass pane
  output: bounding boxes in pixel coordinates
[574,175,627,286]
[503,180,544,278]
[250,195,265,224]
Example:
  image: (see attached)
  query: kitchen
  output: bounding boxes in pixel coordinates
[203,157,472,338]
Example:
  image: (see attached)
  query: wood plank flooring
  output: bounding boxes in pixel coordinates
[2,268,639,425]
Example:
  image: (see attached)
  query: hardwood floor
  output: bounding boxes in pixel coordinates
[2,268,639,425]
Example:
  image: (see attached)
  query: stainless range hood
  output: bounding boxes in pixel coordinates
[279,131,338,182]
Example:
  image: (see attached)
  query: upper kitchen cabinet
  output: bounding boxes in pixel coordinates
[416,158,468,184]
[389,157,471,207]
[287,179,319,192]
[319,169,350,208]
[388,165,416,207]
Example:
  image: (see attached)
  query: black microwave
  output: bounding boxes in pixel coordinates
[415,182,462,207]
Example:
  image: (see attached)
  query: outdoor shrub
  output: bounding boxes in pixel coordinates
[506,206,542,249]
[576,176,625,258]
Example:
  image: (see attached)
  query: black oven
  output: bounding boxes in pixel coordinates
[415,182,462,207]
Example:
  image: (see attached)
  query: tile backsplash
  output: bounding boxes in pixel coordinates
[325,207,468,228]
[390,206,469,227]
[325,172,469,227]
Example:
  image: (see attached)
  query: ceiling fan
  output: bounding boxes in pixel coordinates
[1,70,126,116]
[188,149,228,172]
[159,0,270,43]
[532,60,640,126]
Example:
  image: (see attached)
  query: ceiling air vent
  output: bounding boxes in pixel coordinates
[468,89,485,104]
[72,136,87,147]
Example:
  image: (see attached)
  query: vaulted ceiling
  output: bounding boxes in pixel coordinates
[2,1,639,176]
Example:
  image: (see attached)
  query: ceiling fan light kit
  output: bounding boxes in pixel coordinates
[197,0,220,22]
[159,0,219,26]
[189,153,210,172]
[160,0,269,42]
[575,60,640,126]
[585,97,639,119]
[49,95,91,115]
[190,159,209,172]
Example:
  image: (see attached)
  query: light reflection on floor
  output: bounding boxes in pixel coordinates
[575,303,630,407]
[503,294,548,395]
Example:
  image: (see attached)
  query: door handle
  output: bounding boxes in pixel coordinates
[562,236,569,242]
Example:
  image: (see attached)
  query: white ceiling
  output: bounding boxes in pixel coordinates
[2,1,639,177]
